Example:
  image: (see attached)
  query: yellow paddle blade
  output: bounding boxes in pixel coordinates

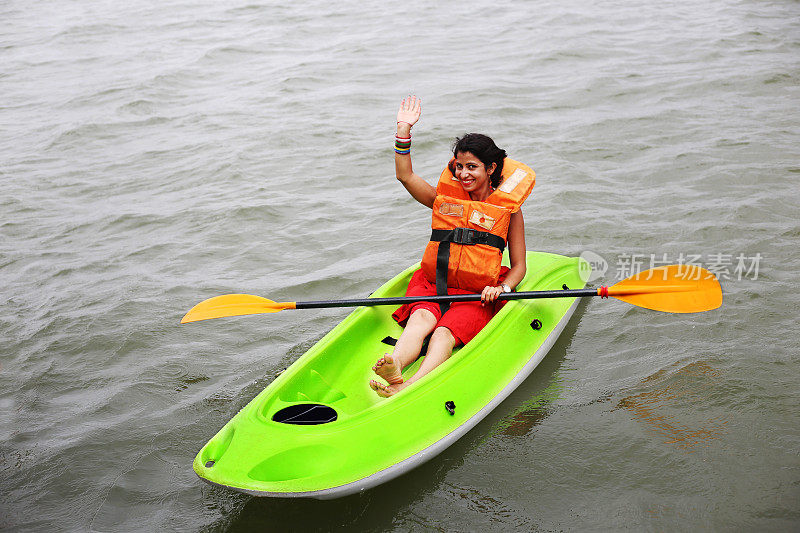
[607,265,722,313]
[181,294,296,323]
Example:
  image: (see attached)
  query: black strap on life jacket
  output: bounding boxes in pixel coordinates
[429,228,506,315]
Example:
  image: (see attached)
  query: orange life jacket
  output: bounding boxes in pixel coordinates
[420,158,535,295]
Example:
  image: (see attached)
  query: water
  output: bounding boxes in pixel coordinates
[2,0,799,530]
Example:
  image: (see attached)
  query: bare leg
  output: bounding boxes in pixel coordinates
[371,326,458,398]
[373,308,436,384]
[404,326,457,385]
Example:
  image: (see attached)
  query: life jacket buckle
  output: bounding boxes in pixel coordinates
[453,227,484,245]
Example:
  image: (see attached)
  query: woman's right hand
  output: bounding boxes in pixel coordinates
[480,285,504,305]
[397,96,422,129]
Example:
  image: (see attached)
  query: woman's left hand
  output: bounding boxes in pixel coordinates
[481,285,504,304]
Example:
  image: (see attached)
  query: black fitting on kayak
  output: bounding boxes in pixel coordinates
[382,336,429,360]
[562,284,569,290]
[445,401,456,415]
[531,319,542,330]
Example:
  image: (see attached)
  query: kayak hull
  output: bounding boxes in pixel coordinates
[194,251,587,498]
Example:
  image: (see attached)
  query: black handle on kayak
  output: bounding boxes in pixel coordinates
[293,288,599,310]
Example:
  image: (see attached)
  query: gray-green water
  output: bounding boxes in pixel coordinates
[2,0,799,530]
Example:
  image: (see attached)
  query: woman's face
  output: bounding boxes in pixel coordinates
[454,151,496,196]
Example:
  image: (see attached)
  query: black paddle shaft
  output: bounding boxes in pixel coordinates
[293,288,599,310]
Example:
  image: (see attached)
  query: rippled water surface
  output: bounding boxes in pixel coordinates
[2,0,799,530]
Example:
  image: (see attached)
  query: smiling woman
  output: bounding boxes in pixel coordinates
[369,96,536,398]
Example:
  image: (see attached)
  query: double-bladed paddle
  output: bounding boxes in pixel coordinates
[181,264,722,324]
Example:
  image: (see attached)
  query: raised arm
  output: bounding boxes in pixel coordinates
[395,96,436,208]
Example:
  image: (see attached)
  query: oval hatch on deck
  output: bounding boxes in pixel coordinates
[272,404,338,425]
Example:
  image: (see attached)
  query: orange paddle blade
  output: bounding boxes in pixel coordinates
[606,265,722,313]
[181,294,296,323]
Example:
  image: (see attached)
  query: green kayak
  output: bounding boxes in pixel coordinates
[194,251,587,498]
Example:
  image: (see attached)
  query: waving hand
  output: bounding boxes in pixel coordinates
[397,96,422,128]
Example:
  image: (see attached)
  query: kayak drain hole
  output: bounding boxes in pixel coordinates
[272,404,338,425]
[205,460,215,468]
[531,319,542,330]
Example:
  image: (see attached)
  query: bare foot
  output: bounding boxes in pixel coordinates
[369,379,409,398]
[372,354,404,385]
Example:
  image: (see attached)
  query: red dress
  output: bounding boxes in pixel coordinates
[391,267,510,345]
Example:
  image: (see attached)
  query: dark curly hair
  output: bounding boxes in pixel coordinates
[451,133,507,189]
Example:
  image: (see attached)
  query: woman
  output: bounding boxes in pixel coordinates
[369,96,534,397]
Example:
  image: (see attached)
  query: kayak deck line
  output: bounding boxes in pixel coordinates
[193,252,588,497]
